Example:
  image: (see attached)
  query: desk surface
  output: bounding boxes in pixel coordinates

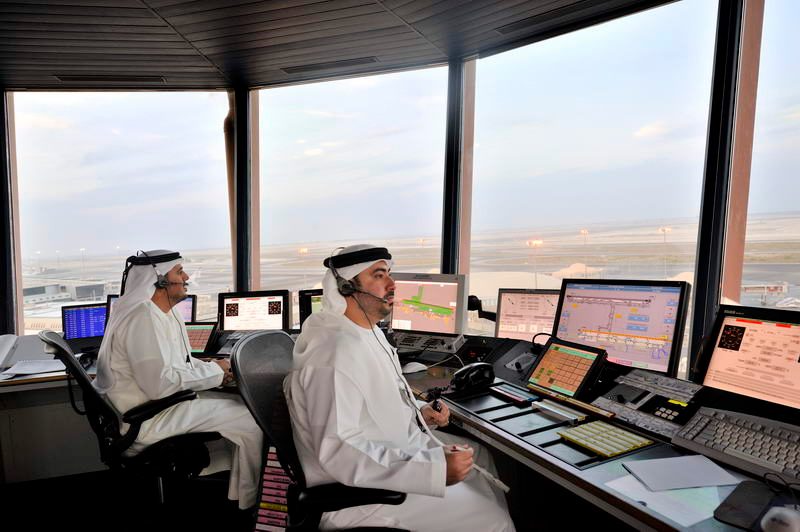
[405,369,738,531]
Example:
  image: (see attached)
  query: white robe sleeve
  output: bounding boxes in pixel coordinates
[120,307,223,400]
[300,365,446,497]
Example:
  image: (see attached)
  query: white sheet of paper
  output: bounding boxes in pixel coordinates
[606,474,732,528]
[1,359,65,376]
[622,454,740,491]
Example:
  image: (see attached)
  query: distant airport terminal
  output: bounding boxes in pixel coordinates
[19,213,800,337]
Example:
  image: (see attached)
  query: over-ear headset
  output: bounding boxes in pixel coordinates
[324,247,391,302]
[120,250,181,294]
[118,249,193,363]
[326,247,356,297]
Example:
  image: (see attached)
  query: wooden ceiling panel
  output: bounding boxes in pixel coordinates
[158,0,371,27]
[200,30,423,60]
[0,0,664,89]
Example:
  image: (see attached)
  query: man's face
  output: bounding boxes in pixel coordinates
[165,263,189,301]
[353,260,395,320]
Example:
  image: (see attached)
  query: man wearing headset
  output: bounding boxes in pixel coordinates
[284,244,514,531]
[94,249,263,510]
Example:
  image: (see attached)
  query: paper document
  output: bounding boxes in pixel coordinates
[606,474,735,528]
[622,454,739,491]
[1,359,65,376]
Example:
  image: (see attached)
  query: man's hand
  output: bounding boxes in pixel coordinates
[444,445,473,486]
[421,400,450,427]
[212,359,235,386]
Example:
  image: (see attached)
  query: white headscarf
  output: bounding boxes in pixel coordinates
[322,244,394,314]
[95,249,183,393]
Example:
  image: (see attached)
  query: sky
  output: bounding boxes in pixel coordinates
[12,0,799,260]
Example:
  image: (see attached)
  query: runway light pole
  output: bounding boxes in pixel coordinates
[580,229,589,278]
[658,226,672,279]
[526,239,544,289]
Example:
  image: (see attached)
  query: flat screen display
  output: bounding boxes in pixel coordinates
[62,303,106,340]
[218,290,291,331]
[553,280,689,375]
[495,289,560,341]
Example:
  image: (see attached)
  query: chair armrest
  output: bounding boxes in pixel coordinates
[122,389,197,425]
[298,483,406,513]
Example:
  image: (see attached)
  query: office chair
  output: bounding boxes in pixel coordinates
[231,331,408,531]
[38,330,221,504]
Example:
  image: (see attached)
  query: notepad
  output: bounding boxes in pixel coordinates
[622,455,739,491]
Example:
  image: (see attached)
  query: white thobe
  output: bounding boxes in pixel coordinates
[94,300,263,509]
[285,311,515,531]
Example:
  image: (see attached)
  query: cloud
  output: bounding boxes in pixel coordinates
[295,139,307,144]
[336,77,380,90]
[301,109,357,118]
[783,105,800,121]
[320,141,341,147]
[303,148,324,156]
[16,112,69,130]
[634,121,669,138]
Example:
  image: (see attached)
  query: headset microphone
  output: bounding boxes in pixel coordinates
[352,287,389,304]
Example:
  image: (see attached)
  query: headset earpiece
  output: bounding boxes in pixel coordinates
[329,247,357,297]
[154,273,169,289]
[337,276,356,297]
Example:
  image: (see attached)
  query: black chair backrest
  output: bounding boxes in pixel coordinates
[38,330,125,467]
[231,331,303,485]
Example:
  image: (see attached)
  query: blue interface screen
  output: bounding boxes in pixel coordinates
[63,305,106,340]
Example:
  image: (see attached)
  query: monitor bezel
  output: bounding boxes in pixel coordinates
[552,278,690,377]
[494,288,561,340]
[690,304,800,421]
[61,302,108,340]
[298,288,323,329]
[389,272,468,335]
[105,293,197,325]
[184,321,218,354]
[526,337,607,400]
[217,290,292,332]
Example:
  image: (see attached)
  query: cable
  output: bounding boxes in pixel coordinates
[426,352,465,369]
[531,332,551,345]
[139,250,193,365]
[354,296,511,494]
[353,295,432,434]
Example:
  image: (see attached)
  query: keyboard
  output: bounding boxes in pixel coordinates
[558,420,653,458]
[672,407,800,484]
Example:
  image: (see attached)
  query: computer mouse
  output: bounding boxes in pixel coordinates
[401,361,428,374]
[761,506,800,532]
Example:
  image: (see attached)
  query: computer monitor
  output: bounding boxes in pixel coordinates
[390,273,467,335]
[495,288,560,341]
[552,279,690,376]
[693,305,800,413]
[62,302,107,340]
[185,322,217,354]
[106,294,196,324]
[299,289,323,329]
[218,290,291,332]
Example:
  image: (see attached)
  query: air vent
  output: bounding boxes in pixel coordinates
[495,1,591,35]
[281,57,379,75]
[55,75,166,83]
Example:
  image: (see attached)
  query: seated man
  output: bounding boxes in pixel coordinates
[285,244,515,531]
[94,249,263,509]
